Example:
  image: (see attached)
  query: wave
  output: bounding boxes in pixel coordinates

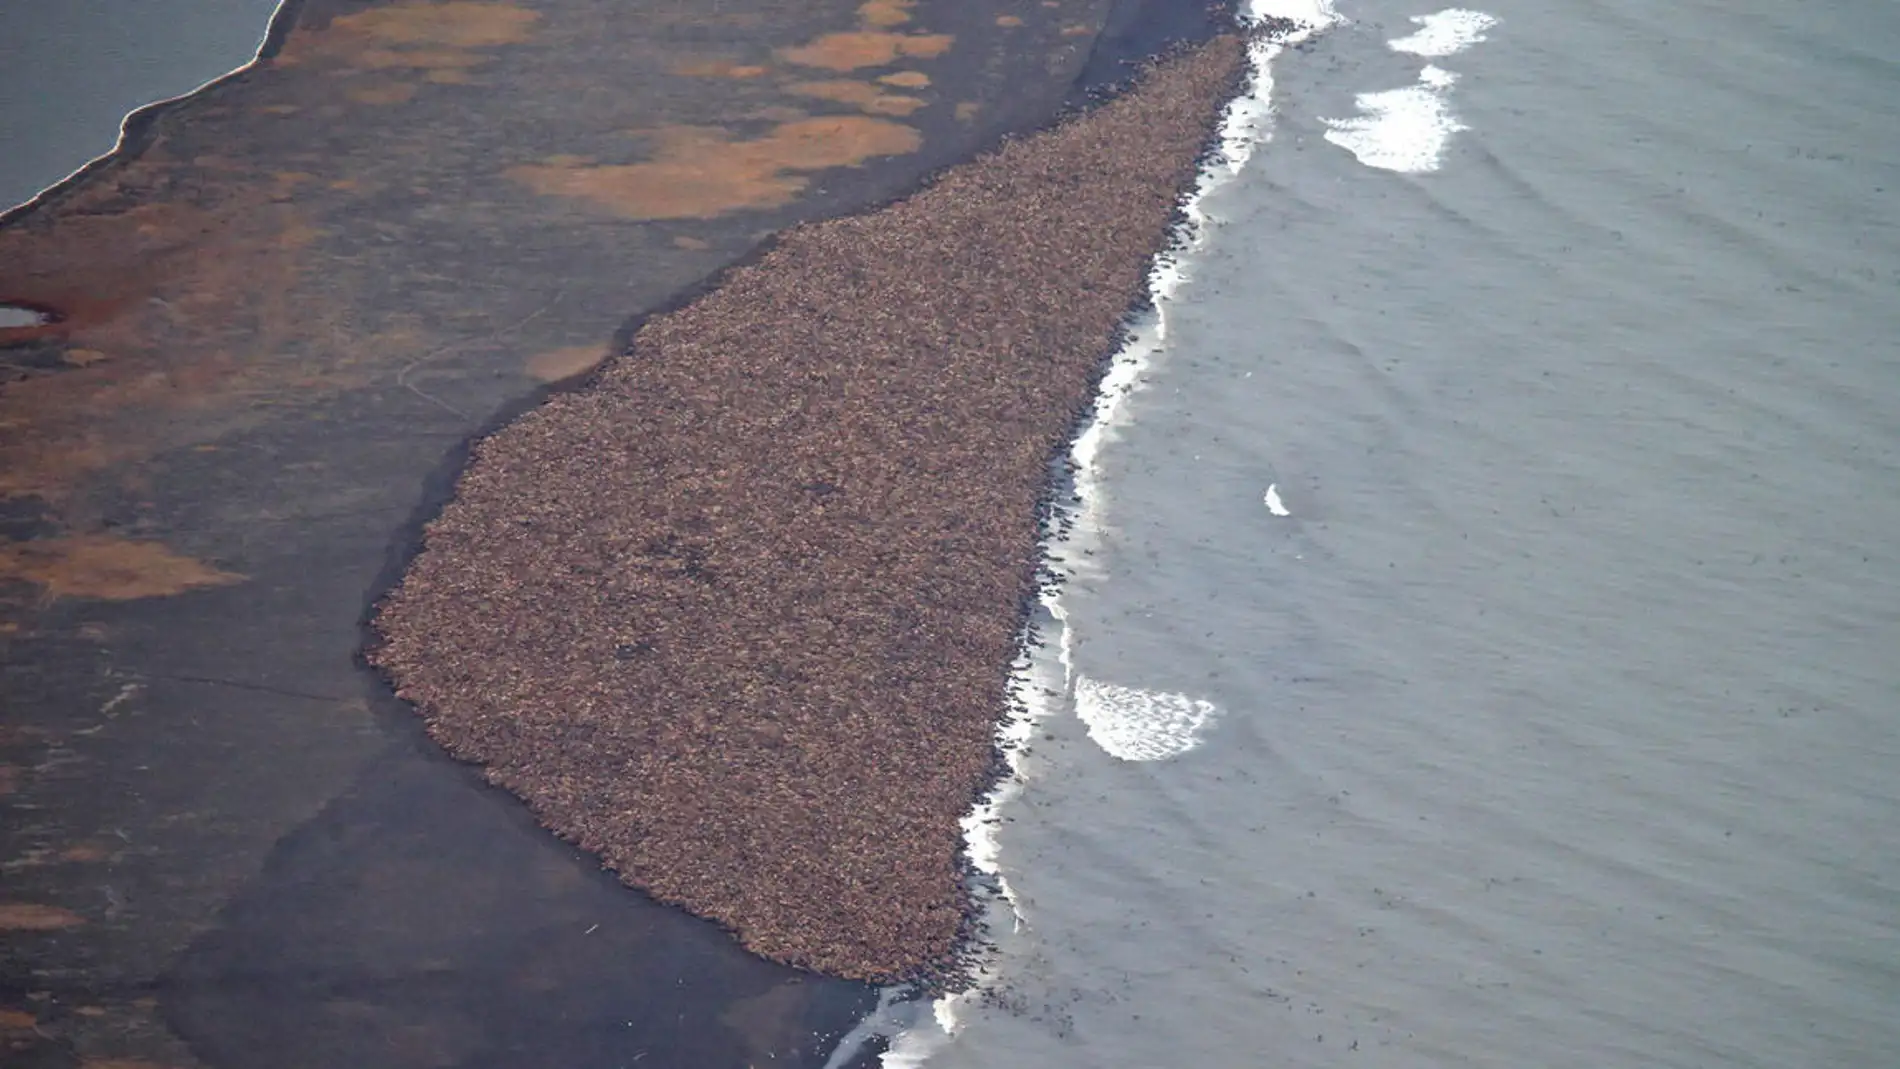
[1321,64,1470,173]
[1321,10,1498,173]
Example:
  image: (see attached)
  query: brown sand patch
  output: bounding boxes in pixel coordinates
[671,235,712,250]
[0,1009,38,1030]
[0,161,400,508]
[0,765,17,796]
[279,0,537,84]
[777,31,953,71]
[346,82,419,105]
[373,38,1246,982]
[328,1,539,49]
[786,80,926,116]
[773,0,940,75]
[0,198,303,497]
[996,15,1025,27]
[0,903,86,930]
[878,70,931,88]
[508,117,921,220]
[0,536,243,601]
[355,47,485,72]
[671,59,769,78]
[954,100,982,122]
[857,0,916,27]
[524,345,608,382]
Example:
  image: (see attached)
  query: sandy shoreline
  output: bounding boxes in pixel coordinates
[372,34,1247,984]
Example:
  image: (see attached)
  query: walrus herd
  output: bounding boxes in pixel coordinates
[370,35,1246,983]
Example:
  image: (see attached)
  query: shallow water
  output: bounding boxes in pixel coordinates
[899,0,1900,1065]
[0,0,284,213]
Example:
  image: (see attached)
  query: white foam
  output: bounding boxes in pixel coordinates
[1074,678,1220,761]
[1265,483,1291,516]
[1387,8,1498,58]
[1325,9,1499,173]
[1321,66,1469,173]
[876,5,1340,1065]
[1217,0,1346,178]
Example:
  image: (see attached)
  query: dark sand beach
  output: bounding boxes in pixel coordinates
[1,0,1241,1064]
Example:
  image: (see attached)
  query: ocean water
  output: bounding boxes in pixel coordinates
[884,0,1900,1066]
[0,0,284,214]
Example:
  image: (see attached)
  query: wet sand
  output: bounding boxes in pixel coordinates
[371,36,1246,983]
[1,0,1236,1063]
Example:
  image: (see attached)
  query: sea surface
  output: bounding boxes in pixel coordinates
[0,0,284,215]
[883,0,1900,1066]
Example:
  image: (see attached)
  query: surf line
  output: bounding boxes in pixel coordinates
[871,2,1344,1064]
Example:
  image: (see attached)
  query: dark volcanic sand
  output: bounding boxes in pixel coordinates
[371,36,1245,983]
